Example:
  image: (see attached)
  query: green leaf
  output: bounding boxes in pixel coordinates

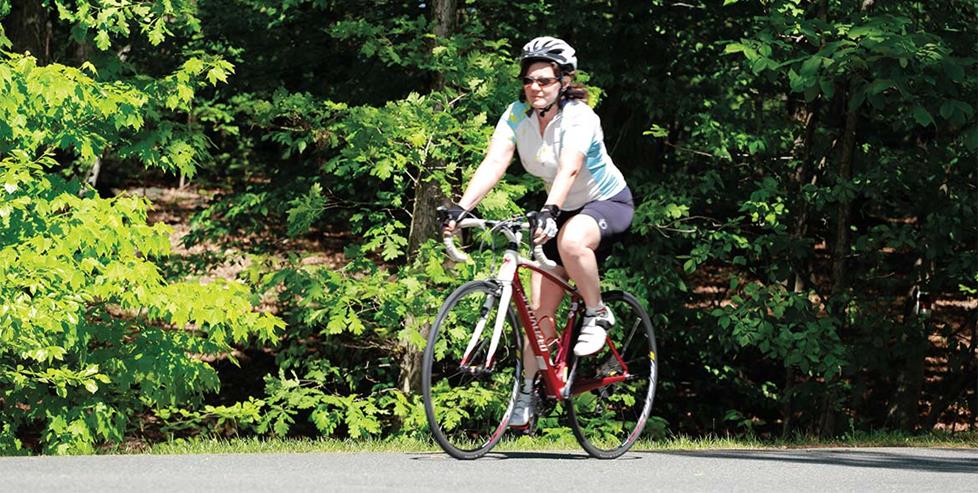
[80,61,98,75]
[724,43,747,54]
[963,126,978,152]
[644,124,669,138]
[206,67,228,86]
[865,79,894,96]
[94,31,111,50]
[799,56,821,77]
[183,58,205,74]
[912,105,934,127]
[943,59,965,83]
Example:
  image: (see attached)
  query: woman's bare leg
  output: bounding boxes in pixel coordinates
[524,267,567,379]
[556,215,603,308]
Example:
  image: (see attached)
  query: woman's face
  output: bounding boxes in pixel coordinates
[522,62,562,111]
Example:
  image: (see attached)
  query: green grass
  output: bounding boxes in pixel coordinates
[135,430,978,456]
[141,436,441,455]
[637,430,978,450]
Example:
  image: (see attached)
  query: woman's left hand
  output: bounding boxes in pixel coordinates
[532,207,559,245]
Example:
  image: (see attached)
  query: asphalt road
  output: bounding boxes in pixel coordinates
[1,448,975,492]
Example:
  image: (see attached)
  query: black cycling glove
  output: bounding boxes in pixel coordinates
[439,204,469,228]
[533,204,560,241]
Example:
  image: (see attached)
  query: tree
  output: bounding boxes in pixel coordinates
[3,0,969,447]
[398,0,458,395]
[0,1,281,454]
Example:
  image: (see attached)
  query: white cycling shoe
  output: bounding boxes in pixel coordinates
[574,305,615,357]
[508,390,535,428]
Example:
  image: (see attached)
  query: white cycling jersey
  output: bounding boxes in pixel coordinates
[491,99,626,210]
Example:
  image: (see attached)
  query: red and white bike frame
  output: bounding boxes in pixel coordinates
[445,218,630,400]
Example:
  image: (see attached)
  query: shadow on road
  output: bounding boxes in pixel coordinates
[409,451,642,461]
[492,451,640,461]
[650,449,978,474]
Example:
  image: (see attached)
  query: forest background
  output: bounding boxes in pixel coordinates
[1,0,975,455]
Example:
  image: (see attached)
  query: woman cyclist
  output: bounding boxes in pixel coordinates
[442,36,634,428]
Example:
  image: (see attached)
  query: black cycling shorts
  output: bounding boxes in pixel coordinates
[541,186,635,267]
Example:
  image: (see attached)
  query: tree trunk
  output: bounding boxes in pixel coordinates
[782,99,822,437]
[4,0,50,62]
[824,0,878,430]
[85,157,102,189]
[922,310,977,429]
[397,0,457,396]
[972,316,977,431]
[785,3,827,434]
[888,292,926,430]
[405,0,456,258]
[819,80,860,437]
[829,99,858,304]
[181,111,194,188]
[823,1,883,437]
[829,0,874,306]
[923,355,975,430]
[781,365,795,438]
[895,252,937,429]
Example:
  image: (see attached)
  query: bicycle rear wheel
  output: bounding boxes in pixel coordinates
[422,280,523,460]
[567,290,658,459]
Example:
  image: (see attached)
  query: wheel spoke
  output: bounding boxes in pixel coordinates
[616,318,641,356]
[568,291,657,459]
[423,281,522,460]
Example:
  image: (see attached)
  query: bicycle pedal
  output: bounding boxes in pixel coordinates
[510,417,538,435]
[596,356,622,377]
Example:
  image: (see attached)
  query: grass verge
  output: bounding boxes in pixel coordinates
[138,430,978,456]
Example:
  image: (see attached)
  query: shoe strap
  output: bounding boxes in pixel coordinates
[585,304,608,316]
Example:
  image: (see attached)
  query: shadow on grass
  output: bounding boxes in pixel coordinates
[650,449,978,474]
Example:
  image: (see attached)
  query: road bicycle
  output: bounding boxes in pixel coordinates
[422,210,658,459]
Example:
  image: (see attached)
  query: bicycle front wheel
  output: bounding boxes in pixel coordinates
[422,280,523,460]
[567,290,658,459]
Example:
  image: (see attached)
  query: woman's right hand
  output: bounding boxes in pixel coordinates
[531,206,559,245]
[440,204,468,236]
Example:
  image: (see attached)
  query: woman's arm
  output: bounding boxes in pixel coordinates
[529,150,584,244]
[543,150,585,209]
[457,138,516,210]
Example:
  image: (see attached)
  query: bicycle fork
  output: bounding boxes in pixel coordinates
[460,251,519,372]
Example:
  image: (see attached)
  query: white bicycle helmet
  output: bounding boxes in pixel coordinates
[520,36,577,73]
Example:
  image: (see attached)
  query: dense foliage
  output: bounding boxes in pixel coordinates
[0,0,280,454]
[1,0,975,453]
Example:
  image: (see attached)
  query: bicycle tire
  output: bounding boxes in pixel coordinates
[567,290,658,459]
[422,280,523,459]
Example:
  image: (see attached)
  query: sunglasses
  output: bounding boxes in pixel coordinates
[521,76,560,88]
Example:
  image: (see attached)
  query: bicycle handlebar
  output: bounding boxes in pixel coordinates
[531,244,558,269]
[442,222,475,263]
[438,211,558,269]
